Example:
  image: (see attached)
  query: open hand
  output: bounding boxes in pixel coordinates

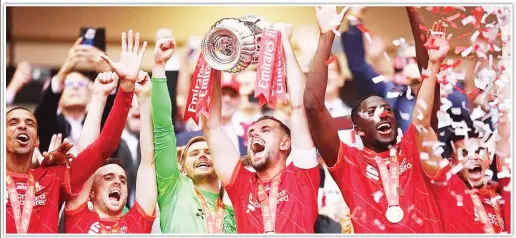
[426,21,452,62]
[40,134,75,167]
[315,6,351,34]
[101,30,147,82]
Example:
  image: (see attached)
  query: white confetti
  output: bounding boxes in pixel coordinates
[400,111,410,121]
[372,75,386,84]
[433,146,444,157]
[406,86,414,100]
[455,71,466,81]
[331,28,341,37]
[396,128,403,144]
[470,106,486,120]
[372,219,386,230]
[439,159,450,168]
[440,98,453,112]
[462,15,476,26]
[420,152,429,160]
[489,54,493,68]
[461,46,473,57]
[411,214,423,225]
[456,195,464,207]
[481,13,489,24]
[422,140,438,148]
[450,163,464,174]
[386,91,401,98]
[383,52,390,62]
[347,15,358,22]
[485,169,494,180]
[415,125,428,134]
[474,62,481,73]
[373,190,384,203]
[417,99,428,110]
[416,109,424,120]
[364,32,371,43]
[476,51,487,59]
[437,111,452,129]
[451,107,462,115]
[474,78,489,90]
[470,30,480,42]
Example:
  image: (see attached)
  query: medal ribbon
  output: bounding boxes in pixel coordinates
[194,188,226,233]
[375,149,401,209]
[469,193,505,233]
[6,173,36,233]
[255,27,284,108]
[183,52,214,124]
[257,175,281,233]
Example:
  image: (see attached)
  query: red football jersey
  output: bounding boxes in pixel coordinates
[429,165,509,233]
[224,161,320,233]
[328,125,443,233]
[6,166,71,233]
[64,201,155,234]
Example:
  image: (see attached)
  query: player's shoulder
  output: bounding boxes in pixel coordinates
[33,165,68,178]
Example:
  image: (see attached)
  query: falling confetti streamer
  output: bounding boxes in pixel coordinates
[386,91,401,99]
[372,75,386,84]
[450,164,464,174]
[462,15,476,26]
[400,111,410,121]
[373,190,384,203]
[420,152,429,160]
[439,159,450,168]
[456,195,464,207]
[372,219,386,230]
[324,55,337,66]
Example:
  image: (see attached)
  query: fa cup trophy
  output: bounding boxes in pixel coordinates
[201,15,269,73]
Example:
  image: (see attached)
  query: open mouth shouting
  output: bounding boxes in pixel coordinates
[376,121,393,135]
[15,132,30,146]
[251,139,266,159]
[108,188,122,203]
[467,164,483,180]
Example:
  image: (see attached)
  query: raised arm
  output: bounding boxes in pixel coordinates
[277,23,314,150]
[201,70,240,185]
[34,38,83,152]
[78,72,119,151]
[406,6,440,131]
[67,30,147,194]
[66,71,119,210]
[150,38,182,207]
[304,6,349,167]
[413,21,451,177]
[6,62,32,106]
[134,70,157,215]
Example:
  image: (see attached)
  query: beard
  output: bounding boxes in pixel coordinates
[251,155,270,171]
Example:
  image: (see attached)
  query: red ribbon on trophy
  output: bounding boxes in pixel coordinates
[255,27,287,108]
[184,53,215,124]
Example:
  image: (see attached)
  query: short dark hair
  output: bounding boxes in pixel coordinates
[102,157,124,168]
[180,136,207,165]
[350,94,377,124]
[253,115,291,137]
[6,107,32,116]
